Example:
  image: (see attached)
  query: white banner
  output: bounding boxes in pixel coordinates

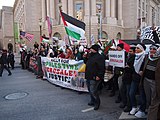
[41,57,88,92]
[108,51,125,67]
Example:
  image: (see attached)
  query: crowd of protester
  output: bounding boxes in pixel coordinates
[19,34,160,119]
[0,27,159,119]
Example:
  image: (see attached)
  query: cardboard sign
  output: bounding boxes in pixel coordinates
[109,51,125,67]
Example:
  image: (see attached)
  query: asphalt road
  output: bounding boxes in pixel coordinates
[0,56,123,120]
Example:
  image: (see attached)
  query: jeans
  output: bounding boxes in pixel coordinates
[120,81,131,107]
[129,73,141,107]
[86,79,101,105]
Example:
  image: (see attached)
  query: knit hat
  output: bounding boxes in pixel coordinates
[90,44,100,52]
[117,43,124,49]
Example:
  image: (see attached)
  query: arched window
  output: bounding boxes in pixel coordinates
[102,31,108,39]
[116,32,121,39]
[53,32,62,40]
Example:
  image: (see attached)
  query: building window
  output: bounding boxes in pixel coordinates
[142,2,145,10]
[116,32,121,40]
[152,7,155,25]
[139,0,141,8]
[138,9,141,18]
[53,32,61,40]
[75,2,83,21]
[102,31,108,39]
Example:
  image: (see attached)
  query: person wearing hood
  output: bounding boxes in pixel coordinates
[85,44,105,110]
[139,44,160,120]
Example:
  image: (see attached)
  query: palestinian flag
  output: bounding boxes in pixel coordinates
[118,40,130,52]
[40,36,50,43]
[60,11,86,40]
[104,39,113,54]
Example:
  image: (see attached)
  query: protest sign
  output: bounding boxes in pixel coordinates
[108,51,125,68]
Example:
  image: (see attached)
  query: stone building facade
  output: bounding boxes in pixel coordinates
[13,0,42,49]
[12,0,160,49]
[40,0,160,45]
[0,6,14,50]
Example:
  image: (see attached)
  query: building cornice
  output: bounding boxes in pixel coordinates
[13,0,19,12]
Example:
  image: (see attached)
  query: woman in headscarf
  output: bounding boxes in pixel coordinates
[129,43,146,115]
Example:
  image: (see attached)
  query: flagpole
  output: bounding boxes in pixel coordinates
[68,36,71,46]
[89,0,91,47]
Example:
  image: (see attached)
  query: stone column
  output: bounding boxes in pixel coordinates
[47,0,50,16]
[41,0,46,29]
[111,0,115,18]
[68,0,73,16]
[50,0,55,19]
[109,0,117,25]
[42,0,46,21]
[106,0,111,17]
[117,0,123,26]
[118,0,122,20]
[91,0,96,16]
[62,0,67,13]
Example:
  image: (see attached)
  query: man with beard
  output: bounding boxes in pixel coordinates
[138,44,160,119]
[84,44,105,110]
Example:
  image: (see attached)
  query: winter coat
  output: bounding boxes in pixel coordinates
[141,56,160,98]
[0,52,8,65]
[85,52,105,80]
[122,54,135,84]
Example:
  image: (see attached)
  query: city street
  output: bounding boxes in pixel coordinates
[0,56,124,120]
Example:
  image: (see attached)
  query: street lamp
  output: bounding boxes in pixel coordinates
[39,18,43,37]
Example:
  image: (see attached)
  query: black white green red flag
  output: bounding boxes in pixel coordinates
[60,11,86,40]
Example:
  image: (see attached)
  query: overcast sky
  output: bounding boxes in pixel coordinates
[0,0,15,9]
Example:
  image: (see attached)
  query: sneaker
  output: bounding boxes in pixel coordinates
[135,111,146,118]
[129,107,138,115]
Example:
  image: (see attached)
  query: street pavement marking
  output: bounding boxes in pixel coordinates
[81,107,94,112]
[16,76,30,79]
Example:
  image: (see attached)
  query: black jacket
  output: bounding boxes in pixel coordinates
[0,53,8,65]
[85,52,105,80]
[122,54,135,84]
